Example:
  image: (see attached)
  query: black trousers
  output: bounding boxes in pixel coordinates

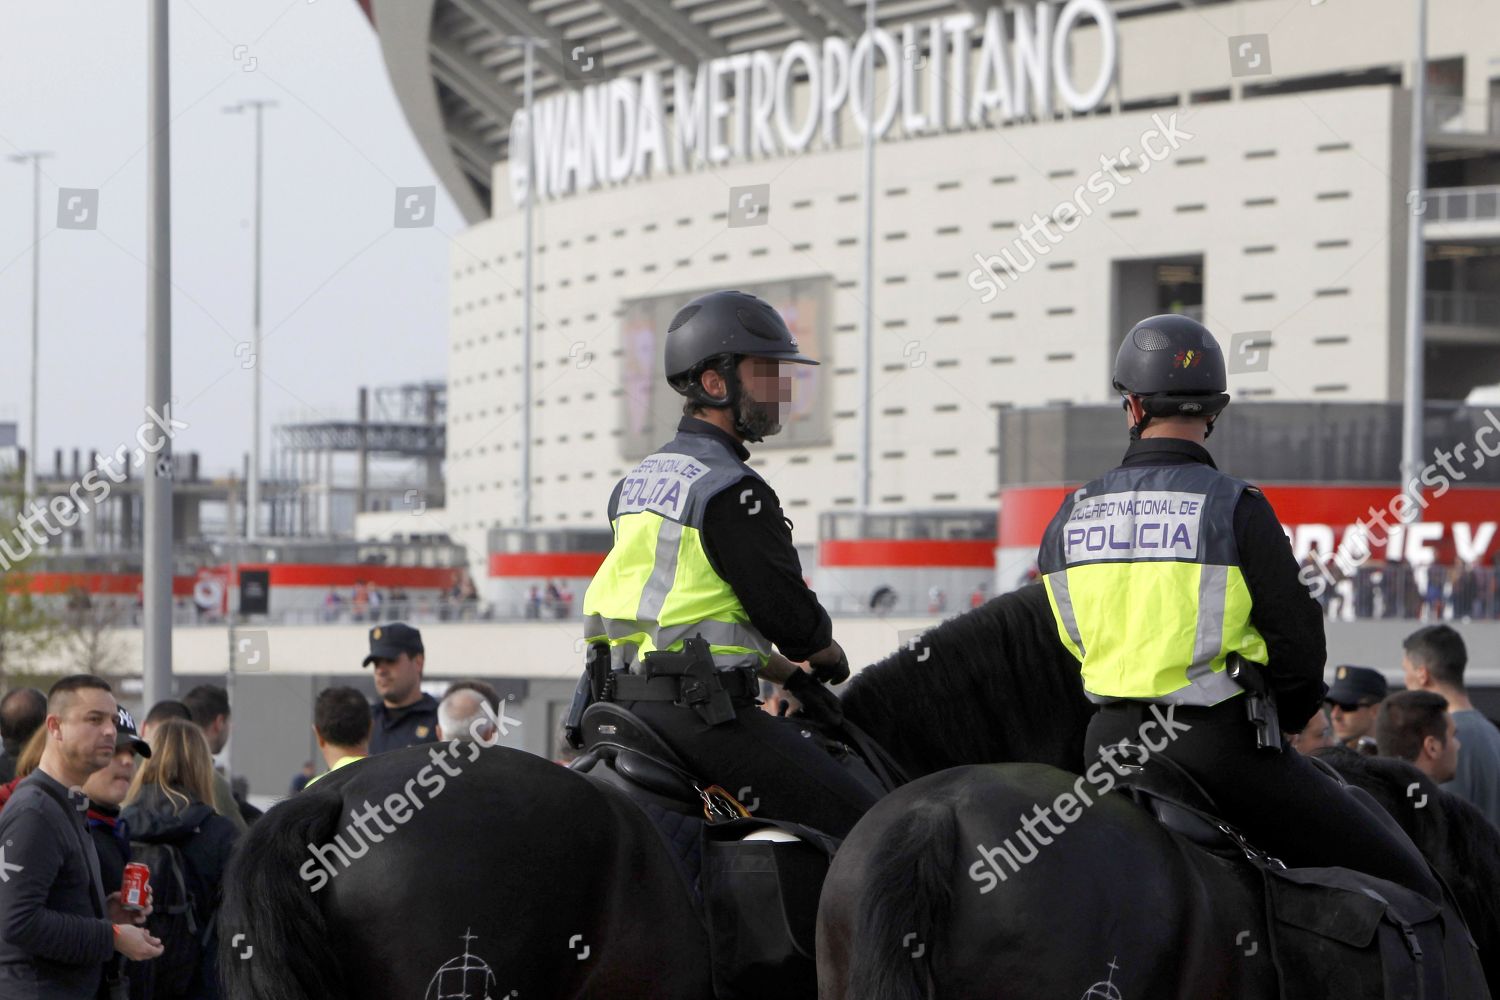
[1087,699,1441,901]
[621,699,883,840]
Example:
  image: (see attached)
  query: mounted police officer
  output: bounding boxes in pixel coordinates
[1037,314,1440,900]
[581,289,880,838]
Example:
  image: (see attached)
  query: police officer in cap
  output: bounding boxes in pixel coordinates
[1325,664,1388,755]
[582,289,880,838]
[1037,314,1439,899]
[363,623,440,754]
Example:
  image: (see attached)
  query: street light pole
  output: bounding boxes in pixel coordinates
[224,100,277,541]
[858,0,877,525]
[143,0,174,706]
[502,36,547,530]
[8,151,51,506]
[1399,0,1429,524]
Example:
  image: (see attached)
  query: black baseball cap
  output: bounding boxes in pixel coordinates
[362,623,424,667]
[115,706,151,758]
[1325,665,1388,707]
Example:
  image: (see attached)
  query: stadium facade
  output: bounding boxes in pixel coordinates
[360,0,1500,597]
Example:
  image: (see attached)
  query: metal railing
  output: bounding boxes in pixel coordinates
[1426,290,1500,327]
[1424,185,1500,224]
[1425,95,1500,136]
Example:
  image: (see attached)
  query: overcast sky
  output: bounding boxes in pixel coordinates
[0,0,465,481]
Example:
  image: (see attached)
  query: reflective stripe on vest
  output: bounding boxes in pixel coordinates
[582,430,773,672]
[1037,464,1269,706]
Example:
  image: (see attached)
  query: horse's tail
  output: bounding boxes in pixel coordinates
[218,789,348,1000]
[847,800,958,1000]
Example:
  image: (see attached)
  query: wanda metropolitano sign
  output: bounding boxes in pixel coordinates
[507,0,1119,204]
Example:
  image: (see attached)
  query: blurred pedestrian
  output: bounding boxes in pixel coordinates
[180,686,249,834]
[0,688,46,783]
[1287,704,1335,754]
[142,700,191,744]
[82,706,152,1000]
[121,719,242,1000]
[0,727,47,811]
[1403,624,1500,829]
[362,623,439,753]
[306,687,371,788]
[437,685,499,744]
[1324,665,1387,755]
[288,761,315,795]
[0,676,163,997]
[1376,690,1461,785]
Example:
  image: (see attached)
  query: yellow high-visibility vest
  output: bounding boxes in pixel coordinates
[583,428,772,673]
[1037,463,1269,704]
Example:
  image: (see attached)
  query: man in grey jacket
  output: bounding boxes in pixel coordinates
[0,675,162,998]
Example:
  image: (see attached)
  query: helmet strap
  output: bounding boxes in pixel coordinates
[1124,395,1150,441]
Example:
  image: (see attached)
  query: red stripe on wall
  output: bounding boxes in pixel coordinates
[818,539,997,568]
[488,552,608,578]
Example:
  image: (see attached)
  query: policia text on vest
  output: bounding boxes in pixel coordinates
[1038,464,1269,707]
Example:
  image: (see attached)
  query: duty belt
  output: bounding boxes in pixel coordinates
[608,665,760,704]
[601,636,755,726]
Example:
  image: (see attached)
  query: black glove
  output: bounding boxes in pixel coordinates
[783,669,843,726]
[809,647,851,686]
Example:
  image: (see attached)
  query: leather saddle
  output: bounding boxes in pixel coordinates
[568,702,708,812]
[1109,741,1281,865]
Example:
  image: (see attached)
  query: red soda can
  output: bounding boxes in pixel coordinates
[121,862,151,911]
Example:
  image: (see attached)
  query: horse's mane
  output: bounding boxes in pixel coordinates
[1315,746,1500,985]
[840,584,1093,778]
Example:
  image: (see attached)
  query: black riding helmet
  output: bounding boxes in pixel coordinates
[664,290,818,441]
[1112,314,1231,440]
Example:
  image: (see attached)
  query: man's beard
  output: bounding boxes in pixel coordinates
[735,390,781,442]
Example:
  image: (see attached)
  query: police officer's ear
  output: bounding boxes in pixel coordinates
[699,366,728,401]
[1121,395,1145,427]
[413,652,425,675]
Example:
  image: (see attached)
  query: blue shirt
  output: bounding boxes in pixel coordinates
[1443,709,1500,830]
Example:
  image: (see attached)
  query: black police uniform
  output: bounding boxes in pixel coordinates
[614,419,883,839]
[1078,439,1440,900]
[363,623,441,755]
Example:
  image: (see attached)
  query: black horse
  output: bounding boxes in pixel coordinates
[819,584,1500,999]
[219,586,1500,998]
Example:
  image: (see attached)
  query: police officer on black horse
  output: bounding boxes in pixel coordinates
[580,289,881,839]
[1038,314,1441,900]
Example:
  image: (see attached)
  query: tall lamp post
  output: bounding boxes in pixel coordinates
[501,36,547,530]
[1400,0,1429,522]
[8,151,51,506]
[857,0,878,528]
[143,0,174,706]
[223,100,277,541]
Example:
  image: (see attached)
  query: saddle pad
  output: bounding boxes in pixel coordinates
[1262,866,1486,1000]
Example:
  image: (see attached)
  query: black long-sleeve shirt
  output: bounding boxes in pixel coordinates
[677,418,833,662]
[1119,438,1328,723]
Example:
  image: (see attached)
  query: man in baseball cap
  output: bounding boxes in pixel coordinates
[362,623,439,754]
[1325,665,1388,754]
[113,706,151,759]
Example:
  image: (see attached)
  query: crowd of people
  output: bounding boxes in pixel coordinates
[0,620,513,1000]
[0,616,1495,998]
[1306,556,1500,622]
[1285,624,1500,830]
